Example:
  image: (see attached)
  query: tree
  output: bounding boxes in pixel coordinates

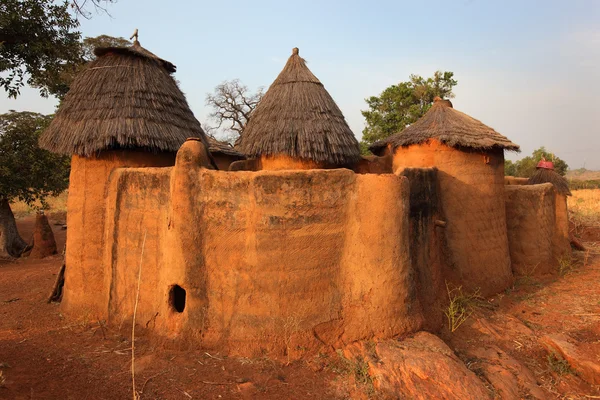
[205,79,264,143]
[0,111,70,258]
[505,147,569,177]
[360,71,457,153]
[0,0,118,100]
[71,0,116,19]
[81,35,131,61]
[0,0,82,99]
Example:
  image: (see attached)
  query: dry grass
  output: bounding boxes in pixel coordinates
[10,191,68,218]
[569,189,600,246]
[444,283,482,333]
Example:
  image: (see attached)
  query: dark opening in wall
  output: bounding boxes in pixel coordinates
[169,285,186,313]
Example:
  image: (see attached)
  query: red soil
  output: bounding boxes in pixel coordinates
[1,215,599,399]
[0,217,336,400]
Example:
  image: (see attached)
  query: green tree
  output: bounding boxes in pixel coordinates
[81,35,131,61]
[0,111,70,258]
[0,0,119,100]
[504,160,517,176]
[506,147,569,177]
[360,71,457,153]
[0,0,82,99]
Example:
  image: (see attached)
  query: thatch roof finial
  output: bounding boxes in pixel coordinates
[130,28,139,44]
[292,47,299,55]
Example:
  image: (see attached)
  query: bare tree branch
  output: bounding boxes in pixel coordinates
[205,79,264,142]
[71,0,115,19]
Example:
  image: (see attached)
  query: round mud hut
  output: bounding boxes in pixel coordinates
[238,48,360,170]
[370,97,520,296]
[528,159,572,260]
[39,39,212,316]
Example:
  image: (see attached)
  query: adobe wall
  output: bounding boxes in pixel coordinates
[399,168,449,331]
[553,193,571,262]
[98,142,423,357]
[260,155,328,170]
[354,154,393,174]
[505,184,557,276]
[63,150,175,318]
[505,176,529,185]
[392,140,513,297]
[212,153,240,171]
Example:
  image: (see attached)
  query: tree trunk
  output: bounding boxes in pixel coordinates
[0,199,28,258]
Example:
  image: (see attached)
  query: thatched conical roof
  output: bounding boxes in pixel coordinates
[528,160,571,196]
[369,97,520,155]
[207,136,245,159]
[40,40,208,156]
[238,48,360,165]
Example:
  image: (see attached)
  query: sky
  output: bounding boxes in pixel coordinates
[2,0,599,169]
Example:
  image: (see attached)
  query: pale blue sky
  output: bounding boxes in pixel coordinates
[2,0,599,168]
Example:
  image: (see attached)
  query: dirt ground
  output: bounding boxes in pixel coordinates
[1,211,599,399]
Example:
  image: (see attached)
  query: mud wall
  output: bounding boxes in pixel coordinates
[212,153,240,171]
[553,193,571,262]
[399,168,448,331]
[392,140,513,296]
[505,184,556,276]
[63,150,175,317]
[505,176,529,185]
[260,155,328,170]
[96,142,422,356]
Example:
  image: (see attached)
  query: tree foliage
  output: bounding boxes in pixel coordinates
[504,147,569,177]
[0,111,70,206]
[360,71,457,154]
[0,0,82,99]
[81,35,131,61]
[205,79,264,143]
[0,0,120,100]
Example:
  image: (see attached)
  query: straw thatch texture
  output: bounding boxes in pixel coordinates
[39,41,208,156]
[369,97,520,155]
[207,136,245,159]
[528,168,571,196]
[238,48,360,165]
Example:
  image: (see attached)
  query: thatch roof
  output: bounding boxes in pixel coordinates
[529,168,571,196]
[238,48,360,165]
[207,136,245,159]
[39,40,209,156]
[369,97,520,155]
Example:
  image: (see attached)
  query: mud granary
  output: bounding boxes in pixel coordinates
[40,42,570,357]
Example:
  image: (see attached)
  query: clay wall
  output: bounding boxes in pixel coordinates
[63,150,175,318]
[392,140,513,296]
[354,154,393,174]
[260,155,327,170]
[505,184,557,276]
[92,142,423,356]
[212,153,241,171]
[553,194,572,262]
[399,168,449,331]
[505,176,529,185]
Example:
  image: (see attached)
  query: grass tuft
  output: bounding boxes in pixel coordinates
[444,283,482,333]
[546,352,573,376]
